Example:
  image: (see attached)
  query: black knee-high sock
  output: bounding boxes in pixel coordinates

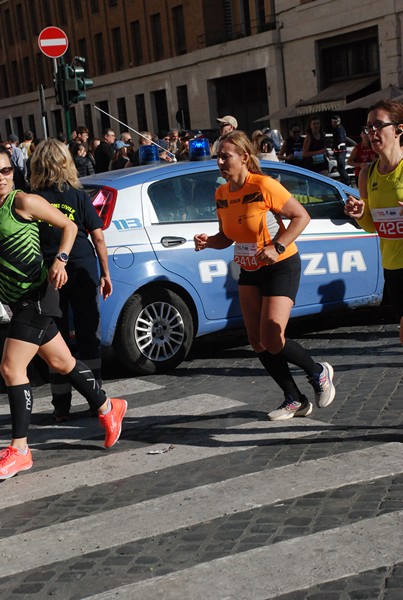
[257,351,303,400]
[280,339,321,376]
[66,360,106,411]
[8,383,33,439]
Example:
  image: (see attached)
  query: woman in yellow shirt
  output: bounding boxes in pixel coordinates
[345,100,403,343]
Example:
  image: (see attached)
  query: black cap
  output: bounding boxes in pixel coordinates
[331,115,341,121]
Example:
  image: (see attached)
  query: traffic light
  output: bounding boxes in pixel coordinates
[64,58,93,105]
[54,67,65,107]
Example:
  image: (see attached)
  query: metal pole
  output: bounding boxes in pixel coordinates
[38,84,48,139]
[58,57,71,141]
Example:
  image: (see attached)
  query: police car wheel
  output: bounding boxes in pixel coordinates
[114,288,194,375]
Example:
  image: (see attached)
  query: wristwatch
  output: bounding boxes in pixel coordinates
[274,242,286,255]
[55,252,69,263]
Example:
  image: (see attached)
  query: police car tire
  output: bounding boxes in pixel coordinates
[114,287,194,375]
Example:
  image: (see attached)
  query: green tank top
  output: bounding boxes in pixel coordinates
[0,189,47,303]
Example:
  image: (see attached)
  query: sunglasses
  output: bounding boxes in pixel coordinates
[0,166,13,176]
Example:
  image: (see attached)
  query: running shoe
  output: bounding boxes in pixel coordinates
[268,394,313,421]
[99,398,127,448]
[0,446,33,479]
[307,362,335,408]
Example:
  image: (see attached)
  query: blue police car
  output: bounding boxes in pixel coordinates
[82,155,382,375]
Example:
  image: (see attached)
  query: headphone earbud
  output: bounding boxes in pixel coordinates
[396,128,403,134]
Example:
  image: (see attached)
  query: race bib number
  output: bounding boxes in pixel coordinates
[371,207,403,239]
[234,242,259,271]
[312,153,325,164]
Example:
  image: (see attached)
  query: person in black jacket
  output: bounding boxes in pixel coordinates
[94,128,116,173]
[70,141,95,177]
[30,138,113,421]
[331,115,351,185]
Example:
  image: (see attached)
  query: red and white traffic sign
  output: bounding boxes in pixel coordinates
[38,27,68,59]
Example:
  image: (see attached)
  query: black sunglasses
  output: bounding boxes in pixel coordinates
[0,166,13,176]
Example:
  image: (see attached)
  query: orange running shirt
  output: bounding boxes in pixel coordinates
[215,172,298,271]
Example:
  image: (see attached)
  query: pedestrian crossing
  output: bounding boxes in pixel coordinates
[0,383,402,599]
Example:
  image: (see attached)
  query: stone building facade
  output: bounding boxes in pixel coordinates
[0,0,401,141]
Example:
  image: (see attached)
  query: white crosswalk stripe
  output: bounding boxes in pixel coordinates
[0,385,401,599]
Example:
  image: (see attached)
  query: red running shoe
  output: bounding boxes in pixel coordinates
[99,398,127,448]
[0,446,33,479]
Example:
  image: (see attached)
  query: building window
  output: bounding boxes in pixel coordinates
[31,3,39,34]
[176,85,190,129]
[96,100,111,132]
[11,61,20,96]
[52,109,64,138]
[112,27,123,70]
[58,2,67,24]
[69,107,77,133]
[152,89,169,136]
[83,104,94,137]
[5,118,12,139]
[135,94,147,131]
[23,57,34,93]
[41,0,52,21]
[0,65,9,99]
[94,33,106,75]
[117,98,128,132]
[150,13,164,61]
[16,5,26,40]
[78,39,87,64]
[73,0,83,19]
[36,53,45,88]
[109,0,118,6]
[172,6,186,55]
[14,116,23,141]
[91,0,100,12]
[319,28,379,87]
[28,114,36,136]
[4,10,13,45]
[130,20,143,65]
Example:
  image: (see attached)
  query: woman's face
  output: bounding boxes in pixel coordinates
[310,119,321,131]
[0,153,14,202]
[217,140,247,181]
[366,108,402,153]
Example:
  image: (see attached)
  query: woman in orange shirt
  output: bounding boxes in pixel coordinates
[194,131,335,419]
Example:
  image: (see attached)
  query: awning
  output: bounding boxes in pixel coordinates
[254,77,379,122]
[340,85,403,110]
[254,102,302,122]
[295,77,378,115]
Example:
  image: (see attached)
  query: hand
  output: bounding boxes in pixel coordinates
[99,275,113,300]
[255,245,279,266]
[48,260,68,289]
[194,233,208,251]
[345,195,365,219]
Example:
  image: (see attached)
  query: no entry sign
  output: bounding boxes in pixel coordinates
[38,26,69,59]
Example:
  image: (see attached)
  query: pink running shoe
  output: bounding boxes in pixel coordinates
[99,398,127,448]
[0,446,33,479]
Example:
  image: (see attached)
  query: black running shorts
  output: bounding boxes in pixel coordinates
[238,252,301,302]
[6,283,61,346]
[383,267,403,319]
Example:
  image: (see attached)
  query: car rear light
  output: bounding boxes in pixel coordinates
[91,186,117,229]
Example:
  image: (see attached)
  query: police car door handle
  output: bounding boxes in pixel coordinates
[161,236,187,247]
